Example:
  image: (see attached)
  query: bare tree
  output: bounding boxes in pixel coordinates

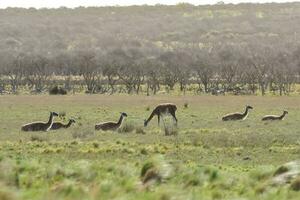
[272,51,295,95]
[246,46,272,96]
[25,55,52,93]
[159,51,180,91]
[143,58,161,95]
[117,63,145,94]
[192,48,215,93]
[4,54,27,93]
[217,45,243,92]
[76,51,102,93]
[102,63,118,95]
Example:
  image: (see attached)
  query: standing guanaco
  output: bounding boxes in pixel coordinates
[21,112,59,132]
[222,105,253,121]
[144,103,177,127]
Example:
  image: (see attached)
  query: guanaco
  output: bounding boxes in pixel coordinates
[51,119,76,130]
[262,110,288,121]
[222,105,253,121]
[95,112,127,131]
[144,103,177,127]
[21,112,59,132]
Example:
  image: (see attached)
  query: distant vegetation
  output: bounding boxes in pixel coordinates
[0,3,300,95]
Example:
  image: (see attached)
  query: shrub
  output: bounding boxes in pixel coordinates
[141,162,155,177]
[135,127,146,135]
[291,177,300,191]
[140,148,148,155]
[59,111,66,119]
[184,102,189,109]
[118,123,135,133]
[49,86,67,95]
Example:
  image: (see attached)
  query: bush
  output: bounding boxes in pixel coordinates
[291,177,300,191]
[118,123,135,133]
[59,111,66,119]
[49,86,67,95]
[184,102,189,109]
[135,127,146,135]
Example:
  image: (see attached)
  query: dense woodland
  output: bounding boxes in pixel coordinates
[1,3,300,95]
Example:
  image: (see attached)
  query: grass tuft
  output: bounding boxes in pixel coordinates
[118,123,135,133]
[291,176,300,191]
[71,129,94,139]
[30,134,48,142]
[184,102,189,109]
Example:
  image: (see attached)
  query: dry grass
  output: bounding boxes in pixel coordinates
[1,94,300,199]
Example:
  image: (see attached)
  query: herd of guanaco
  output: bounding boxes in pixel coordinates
[21,112,76,132]
[20,103,288,132]
[221,105,288,121]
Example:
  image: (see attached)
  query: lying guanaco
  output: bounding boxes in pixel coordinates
[262,110,288,121]
[51,119,76,130]
[95,112,127,131]
[222,105,253,121]
[21,112,58,132]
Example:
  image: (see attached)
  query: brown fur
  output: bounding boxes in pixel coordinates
[51,119,76,130]
[262,110,288,121]
[21,112,58,132]
[95,112,127,131]
[222,105,253,121]
[144,103,177,127]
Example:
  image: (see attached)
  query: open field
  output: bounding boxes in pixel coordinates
[1,94,300,199]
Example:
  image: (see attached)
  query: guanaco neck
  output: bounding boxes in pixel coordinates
[46,112,54,128]
[64,120,73,128]
[117,115,124,126]
[279,112,287,119]
[145,110,157,126]
[243,107,250,117]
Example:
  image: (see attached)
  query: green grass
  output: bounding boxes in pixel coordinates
[1,94,300,199]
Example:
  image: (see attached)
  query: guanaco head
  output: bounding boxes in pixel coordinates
[121,112,128,117]
[246,105,253,110]
[52,112,59,117]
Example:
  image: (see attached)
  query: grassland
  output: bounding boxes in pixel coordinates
[1,94,300,200]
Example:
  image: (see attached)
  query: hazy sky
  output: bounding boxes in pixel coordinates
[0,0,298,8]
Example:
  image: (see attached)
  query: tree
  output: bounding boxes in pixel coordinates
[102,63,118,95]
[246,46,272,96]
[143,58,161,95]
[217,45,243,92]
[25,55,52,93]
[3,54,27,93]
[192,48,215,93]
[76,51,102,94]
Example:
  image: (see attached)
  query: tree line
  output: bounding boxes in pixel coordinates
[0,43,299,96]
[0,3,300,95]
